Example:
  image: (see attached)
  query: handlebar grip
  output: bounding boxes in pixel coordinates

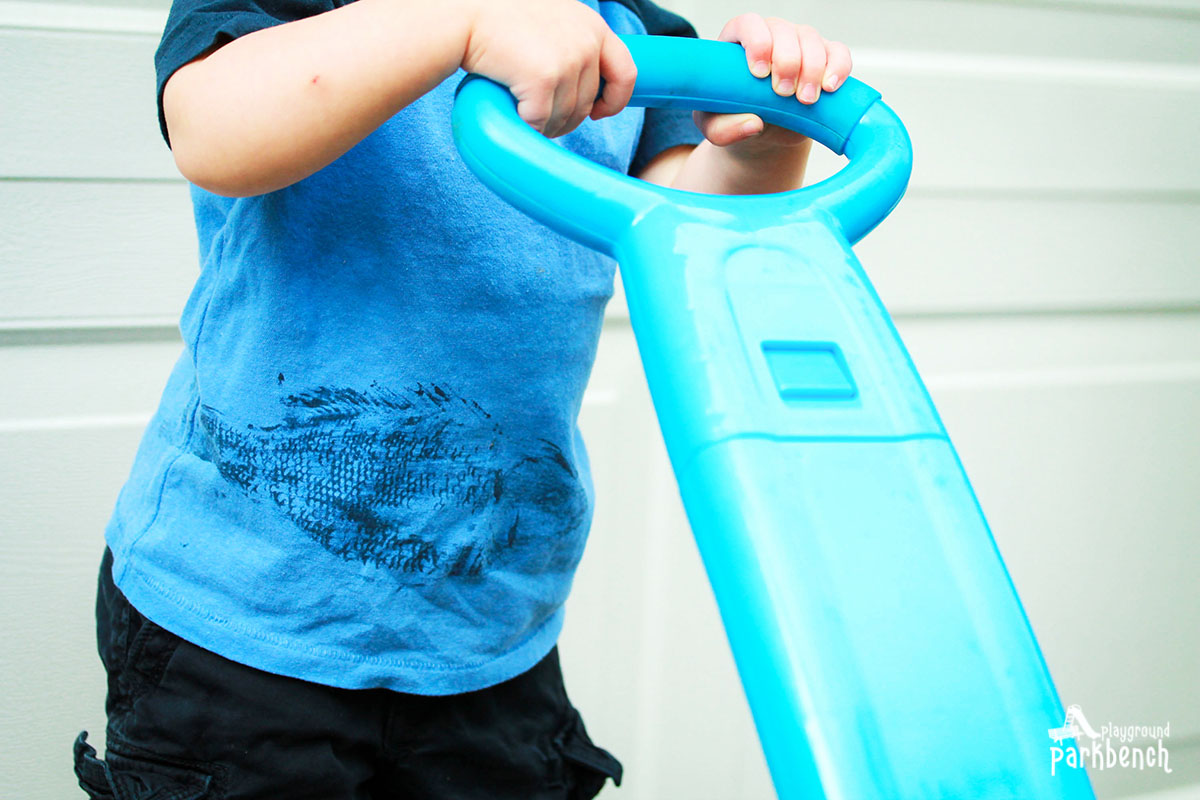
[452,36,912,251]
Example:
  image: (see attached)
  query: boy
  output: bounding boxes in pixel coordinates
[74,1,851,797]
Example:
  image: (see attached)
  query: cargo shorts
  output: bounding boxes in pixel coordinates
[74,548,623,799]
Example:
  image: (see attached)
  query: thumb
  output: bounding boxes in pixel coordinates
[693,110,764,147]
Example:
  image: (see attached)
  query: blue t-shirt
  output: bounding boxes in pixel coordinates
[106,0,702,693]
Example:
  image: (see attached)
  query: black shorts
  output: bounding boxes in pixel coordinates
[74,549,622,799]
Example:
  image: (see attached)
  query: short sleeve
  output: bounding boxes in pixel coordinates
[617,0,705,176]
[154,0,339,147]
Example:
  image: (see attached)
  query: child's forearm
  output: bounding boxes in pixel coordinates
[164,0,470,197]
[164,0,636,198]
[669,138,811,195]
[637,137,812,195]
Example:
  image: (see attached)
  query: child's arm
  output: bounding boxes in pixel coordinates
[637,14,852,195]
[164,0,637,197]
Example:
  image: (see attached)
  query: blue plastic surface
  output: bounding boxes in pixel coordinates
[452,35,1096,800]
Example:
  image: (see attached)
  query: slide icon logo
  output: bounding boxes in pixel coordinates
[1049,705,1102,743]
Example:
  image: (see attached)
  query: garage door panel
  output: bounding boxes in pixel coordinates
[0,180,195,327]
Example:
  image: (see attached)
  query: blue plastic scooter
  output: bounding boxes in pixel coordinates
[452,35,1096,800]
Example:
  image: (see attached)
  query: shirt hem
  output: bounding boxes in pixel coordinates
[114,561,566,695]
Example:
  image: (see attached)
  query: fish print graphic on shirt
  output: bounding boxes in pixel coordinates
[196,382,588,580]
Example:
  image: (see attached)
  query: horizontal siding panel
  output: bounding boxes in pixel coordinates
[897,309,1200,374]
[0,0,164,33]
[977,0,1200,18]
[0,339,181,421]
[0,181,195,326]
[864,58,1200,193]
[2,27,173,180]
[34,0,165,12]
[860,192,1200,313]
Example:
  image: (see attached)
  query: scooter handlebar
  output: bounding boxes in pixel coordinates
[452,35,912,251]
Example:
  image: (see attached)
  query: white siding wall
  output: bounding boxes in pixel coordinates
[1,1,1196,798]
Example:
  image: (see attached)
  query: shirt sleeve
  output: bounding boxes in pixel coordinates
[154,0,339,147]
[619,0,706,176]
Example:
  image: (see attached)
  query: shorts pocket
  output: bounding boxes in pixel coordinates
[98,550,186,717]
[123,611,184,691]
[73,730,214,800]
[554,710,623,799]
[109,608,186,721]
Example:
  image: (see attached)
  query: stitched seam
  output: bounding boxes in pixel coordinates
[122,217,231,573]
[131,570,559,672]
[123,202,239,579]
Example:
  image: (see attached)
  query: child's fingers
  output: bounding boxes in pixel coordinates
[512,51,578,135]
[795,25,827,104]
[543,65,582,137]
[694,110,764,147]
[718,13,772,79]
[823,40,852,92]
[765,17,802,97]
[590,32,636,120]
[515,88,554,134]
[564,60,600,134]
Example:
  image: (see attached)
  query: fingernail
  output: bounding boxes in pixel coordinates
[752,60,770,78]
[776,78,795,96]
[741,118,761,136]
[799,83,819,103]
[823,73,840,92]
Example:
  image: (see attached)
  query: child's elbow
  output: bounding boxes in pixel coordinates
[163,67,264,198]
[169,136,257,198]
[168,119,294,198]
[166,117,260,198]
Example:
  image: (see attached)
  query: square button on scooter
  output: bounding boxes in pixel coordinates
[762,341,858,401]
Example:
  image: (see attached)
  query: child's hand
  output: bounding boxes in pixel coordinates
[462,0,637,139]
[695,14,852,158]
